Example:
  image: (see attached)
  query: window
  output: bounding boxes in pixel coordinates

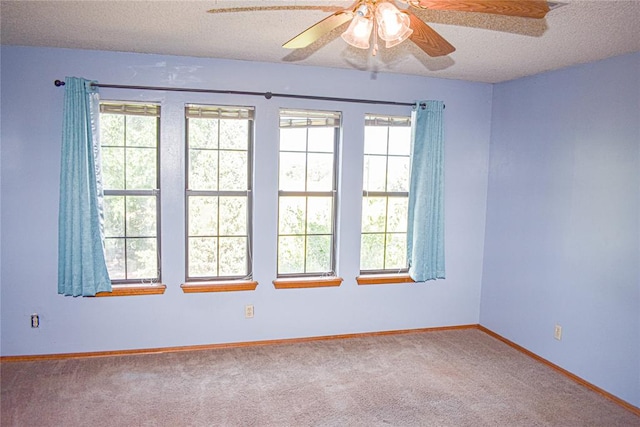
[100,102,161,283]
[360,114,411,273]
[185,104,253,280]
[277,109,340,277]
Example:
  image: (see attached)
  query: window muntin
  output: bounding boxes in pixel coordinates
[277,109,340,277]
[185,105,253,280]
[100,102,161,283]
[360,114,411,273]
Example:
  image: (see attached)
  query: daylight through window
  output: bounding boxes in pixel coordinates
[185,104,254,280]
[360,114,411,273]
[277,109,340,277]
[100,102,161,282]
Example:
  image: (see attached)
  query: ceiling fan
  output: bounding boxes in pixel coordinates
[208,1,550,58]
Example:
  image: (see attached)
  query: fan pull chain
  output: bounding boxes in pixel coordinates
[372,22,379,56]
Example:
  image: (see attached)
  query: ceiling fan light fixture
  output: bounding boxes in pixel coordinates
[341,14,373,49]
[375,2,413,46]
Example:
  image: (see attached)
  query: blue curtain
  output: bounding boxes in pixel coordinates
[407,100,445,282]
[58,77,112,296]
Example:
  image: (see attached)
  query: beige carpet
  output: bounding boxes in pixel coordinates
[1,329,638,426]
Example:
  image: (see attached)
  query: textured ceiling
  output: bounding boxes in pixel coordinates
[1,0,639,83]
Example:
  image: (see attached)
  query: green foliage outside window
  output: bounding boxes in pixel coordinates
[360,117,411,272]
[277,111,339,276]
[186,106,253,280]
[100,105,160,282]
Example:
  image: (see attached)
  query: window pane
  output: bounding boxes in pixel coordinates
[364,126,388,154]
[387,156,410,192]
[362,197,386,233]
[126,147,156,189]
[186,105,253,280]
[279,197,306,235]
[189,149,218,190]
[363,155,387,192]
[100,115,124,146]
[279,152,306,191]
[278,236,305,274]
[219,237,247,276]
[280,128,307,151]
[189,196,218,236]
[126,196,157,237]
[104,196,124,237]
[360,233,385,270]
[219,150,248,191]
[307,153,333,191]
[100,103,160,283]
[388,127,411,155]
[219,196,247,236]
[387,198,408,233]
[189,118,219,149]
[308,127,334,152]
[102,147,124,189]
[385,233,407,269]
[189,237,217,277]
[126,238,157,279]
[306,235,331,273]
[219,119,248,150]
[307,197,332,234]
[360,114,410,273]
[278,109,338,276]
[104,238,126,280]
[126,116,157,147]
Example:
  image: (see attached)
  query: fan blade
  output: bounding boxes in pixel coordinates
[416,1,550,19]
[283,11,353,49]
[406,12,456,57]
[207,6,342,14]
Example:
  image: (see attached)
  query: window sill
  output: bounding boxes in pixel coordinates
[356,273,415,286]
[180,280,258,293]
[95,283,167,297]
[273,276,343,289]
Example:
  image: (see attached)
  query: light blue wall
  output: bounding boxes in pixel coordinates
[0,46,492,356]
[481,52,640,406]
[2,45,638,408]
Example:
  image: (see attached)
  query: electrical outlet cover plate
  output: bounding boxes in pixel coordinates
[554,324,562,340]
[245,305,254,318]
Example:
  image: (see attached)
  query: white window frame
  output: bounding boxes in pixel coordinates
[100,101,161,284]
[360,113,411,274]
[276,109,341,278]
[184,104,254,281]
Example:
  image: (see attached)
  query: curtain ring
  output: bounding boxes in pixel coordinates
[411,102,445,110]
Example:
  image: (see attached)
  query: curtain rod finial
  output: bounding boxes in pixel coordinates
[54,79,66,86]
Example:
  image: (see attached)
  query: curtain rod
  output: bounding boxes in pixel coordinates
[53,80,440,109]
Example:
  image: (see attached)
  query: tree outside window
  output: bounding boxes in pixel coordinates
[277,109,340,277]
[100,102,161,282]
[185,105,253,280]
[360,114,411,273]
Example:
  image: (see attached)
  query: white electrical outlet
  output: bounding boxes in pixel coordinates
[245,304,254,319]
[554,324,562,340]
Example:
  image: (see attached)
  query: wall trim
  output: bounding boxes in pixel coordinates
[0,324,475,362]
[477,325,640,417]
[1,324,638,416]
